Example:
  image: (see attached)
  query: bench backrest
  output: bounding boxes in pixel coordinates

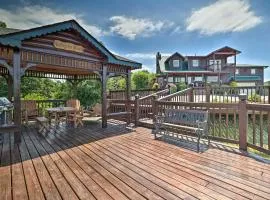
[66,99,80,111]
[164,109,208,126]
[21,100,38,116]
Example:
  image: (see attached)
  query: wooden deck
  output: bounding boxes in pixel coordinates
[1,121,270,200]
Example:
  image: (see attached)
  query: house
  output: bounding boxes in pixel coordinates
[156,46,268,87]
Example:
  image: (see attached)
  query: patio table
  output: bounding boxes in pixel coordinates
[46,107,75,125]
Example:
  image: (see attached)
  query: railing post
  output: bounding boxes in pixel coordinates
[189,87,194,102]
[239,94,248,151]
[134,94,140,126]
[206,85,211,102]
[152,94,158,122]
[268,86,270,104]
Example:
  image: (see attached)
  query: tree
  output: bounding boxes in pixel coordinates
[132,70,154,90]
[0,21,7,28]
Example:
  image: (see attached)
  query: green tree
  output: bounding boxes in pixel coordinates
[132,70,152,90]
[0,76,8,97]
[0,21,7,28]
[176,82,187,91]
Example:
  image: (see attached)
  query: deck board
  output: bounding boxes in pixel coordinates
[0,121,270,200]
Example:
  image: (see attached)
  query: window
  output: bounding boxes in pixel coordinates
[236,69,239,74]
[251,69,256,74]
[209,60,222,71]
[173,60,180,67]
[192,60,199,67]
[168,77,173,82]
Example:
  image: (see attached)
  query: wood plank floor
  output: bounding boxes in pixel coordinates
[1,120,270,200]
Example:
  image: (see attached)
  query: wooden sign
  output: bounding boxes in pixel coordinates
[53,40,84,53]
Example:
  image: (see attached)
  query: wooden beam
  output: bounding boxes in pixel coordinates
[239,94,247,151]
[13,49,22,143]
[101,65,108,128]
[0,59,13,76]
[126,69,131,124]
[7,75,13,101]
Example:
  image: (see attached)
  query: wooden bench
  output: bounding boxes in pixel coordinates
[36,117,50,133]
[154,109,209,152]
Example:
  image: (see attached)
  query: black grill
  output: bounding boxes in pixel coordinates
[0,97,14,126]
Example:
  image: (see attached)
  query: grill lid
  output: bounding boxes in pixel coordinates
[0,97,12,107]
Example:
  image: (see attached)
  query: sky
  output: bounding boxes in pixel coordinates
[1,0,270,80]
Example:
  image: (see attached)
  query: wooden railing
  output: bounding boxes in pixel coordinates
[154,100,240,144]
[246,103,270,154]
[136,89,170,122]
[151,94,270,154]
[209,85,270,103]
[36,99,66,116]
[109,89,159,100]
[158,88,192,102]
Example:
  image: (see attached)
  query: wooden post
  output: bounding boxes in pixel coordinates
[101,65,108,128]
[152,94,158,123]
[268,86,270,104]
[234,53,237,81]
[13,49,22,143]
[239,94,248,151]
[189,87,194,102]
[7,75,13,101]
[126,69,131,124]
[134,94,140,126]
[206,85,211,102]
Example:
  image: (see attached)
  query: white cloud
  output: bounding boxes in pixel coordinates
[125,53,156,59]
[186,0,262,35]
[110,16,174,40]
[0,5,106,38]
[125,52,171,60]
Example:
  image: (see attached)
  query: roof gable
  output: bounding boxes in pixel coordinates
[207,46,241,57]
[0,20,141,68]
[165,52,185,63]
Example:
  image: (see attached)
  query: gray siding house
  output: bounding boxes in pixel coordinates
[156,46,268,87]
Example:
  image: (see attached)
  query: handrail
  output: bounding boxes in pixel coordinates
[158,88,192,101]
[246,103,270,111]
[156,100,239,108]
[139,89,169,100]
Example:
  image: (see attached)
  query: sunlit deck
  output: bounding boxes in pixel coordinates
[1,120,270,200]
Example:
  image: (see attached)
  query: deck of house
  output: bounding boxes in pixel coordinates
[1,120,270,200]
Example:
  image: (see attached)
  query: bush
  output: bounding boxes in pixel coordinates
[248,94,261,102]
[176,82,187,91]
[152,83,159,90]
[170,85,177,94]
[229,81,238,87]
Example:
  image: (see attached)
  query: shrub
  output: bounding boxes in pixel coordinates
[170,85,177,94]
[176,82,187,91]
[248,94,261,102]
[152,83,159,90]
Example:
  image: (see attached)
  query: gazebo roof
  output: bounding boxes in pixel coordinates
[0,20,141,69]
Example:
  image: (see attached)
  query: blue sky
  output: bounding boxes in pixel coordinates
[1,0,270,80]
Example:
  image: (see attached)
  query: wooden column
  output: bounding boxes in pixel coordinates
[7,75,13,101]
[134,94,140,126]
[234,53,237,81]
[101,65,108,128]
[239,94,247,151]
[13,49,22,143]
[126,69,131,124]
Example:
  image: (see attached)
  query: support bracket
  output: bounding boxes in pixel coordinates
[0,59,13,76]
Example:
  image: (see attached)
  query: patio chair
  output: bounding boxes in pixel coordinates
[66,99,84,128]
[21,100,39,124]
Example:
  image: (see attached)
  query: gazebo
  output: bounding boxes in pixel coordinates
[0,20,141,143]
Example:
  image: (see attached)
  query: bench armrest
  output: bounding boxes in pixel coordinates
[195,120,208,136]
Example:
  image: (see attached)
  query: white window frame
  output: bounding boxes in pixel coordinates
[251,69,256,74]
[236,69,239,74]
[192,60,199,67]
[168,77,173,83]
[173,60,180,67]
